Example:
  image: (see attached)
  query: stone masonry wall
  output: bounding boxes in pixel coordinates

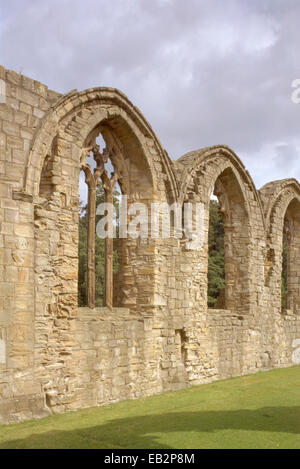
[0,65,299,424]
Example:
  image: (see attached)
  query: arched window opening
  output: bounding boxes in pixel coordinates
[78,131,122,309]
[281,199,300,315]
[207,168,250,314]
[207,194,225,308]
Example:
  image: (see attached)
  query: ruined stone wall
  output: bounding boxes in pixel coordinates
[0,65,299,424]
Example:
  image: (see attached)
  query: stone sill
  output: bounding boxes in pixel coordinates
[78,306,142,322]
[207,309,245,321]
[208,308,233,315]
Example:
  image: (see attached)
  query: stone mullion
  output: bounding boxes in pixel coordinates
[82,144,119,309]
[83,163,101,310]
[102,171,119,308]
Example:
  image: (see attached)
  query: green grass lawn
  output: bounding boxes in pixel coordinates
[0,366,299,449]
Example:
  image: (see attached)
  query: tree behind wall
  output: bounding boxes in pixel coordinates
[207,200,225,308]
[78,182,119,307]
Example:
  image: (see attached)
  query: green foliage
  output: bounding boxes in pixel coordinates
[78,182,120,307]
[207,200,225,308]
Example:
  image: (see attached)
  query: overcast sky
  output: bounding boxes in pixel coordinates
[0,0,299,192]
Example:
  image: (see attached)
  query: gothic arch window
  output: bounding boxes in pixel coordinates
[281,198,300,315]
[207,168,251,314]
[35,103,156,316]
[79,131,122,309]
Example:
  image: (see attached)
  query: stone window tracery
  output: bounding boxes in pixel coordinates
[80,135,120,309]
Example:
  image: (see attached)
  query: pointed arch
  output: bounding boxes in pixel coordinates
[177,144,265,226]
[175,145,265,316]
[260,179,300,315]
[23,87,177,200]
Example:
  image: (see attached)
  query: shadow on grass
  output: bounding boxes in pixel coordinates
[1,406,300,449]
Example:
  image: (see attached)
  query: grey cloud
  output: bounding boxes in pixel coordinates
[0,0,299,190]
